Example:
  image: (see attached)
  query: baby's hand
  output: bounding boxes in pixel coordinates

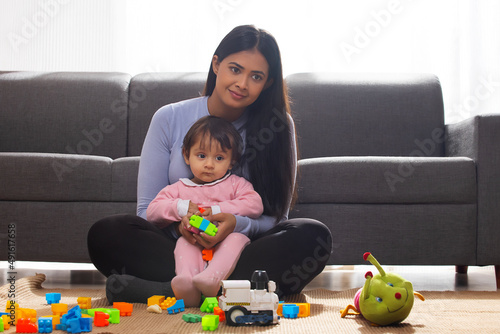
[188,201,200,215]
[199,207,212,216]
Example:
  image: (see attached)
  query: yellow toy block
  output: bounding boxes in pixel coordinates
[77,297,92,309]
[51,303,68,316]
[1,314,11,330]
[4,301,18,324]
[18,308,37,323]
[160,297,176,310]
[147,295,165,307]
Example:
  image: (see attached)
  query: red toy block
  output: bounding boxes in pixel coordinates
[15,318,37,333]
[93,312,109,327]
[113,302,133,316]
[213,306,225,322]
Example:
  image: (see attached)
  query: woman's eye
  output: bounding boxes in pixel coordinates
[252,74,263,81]
[230,67,240,74]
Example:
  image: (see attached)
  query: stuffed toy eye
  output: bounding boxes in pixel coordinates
[387,283,394,287]
[376,297,383,303]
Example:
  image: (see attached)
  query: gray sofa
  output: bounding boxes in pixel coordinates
[1,71,498,288]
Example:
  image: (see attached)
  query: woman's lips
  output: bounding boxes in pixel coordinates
[229,89,245,100]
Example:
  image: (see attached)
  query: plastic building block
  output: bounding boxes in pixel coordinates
[213,306,225,322]
[77,297,91,310]
[45,293,61,305]
[160,297,177,310]
[17,309,36,323]
[51,303,68,316]
[87,308,120,324]
[182,313,202,323]
[167,299,185,314]
[202,315,219,331]
[93,312,109,327]
[189,215,218,236]
[1,315,10,330]
[38,318,52,333]
[15,318,37,333]
[282,304,300,319]
[0,317,3,332]
[113,302,133,316]
[296,303,310,317]
[200,297,218,313]
[202,248,214,261]
[40,316,59,330]
[147,295,165,307]
[67,317,92,333]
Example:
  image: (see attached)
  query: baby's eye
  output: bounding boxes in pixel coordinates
[215,156,224,161]
[387,283,394,287]
[197,154,206,159]
[376,297,383,303]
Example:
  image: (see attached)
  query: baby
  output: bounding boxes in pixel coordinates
[147,115,263,306]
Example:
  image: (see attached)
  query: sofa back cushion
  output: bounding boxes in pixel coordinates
[0,71,131,159]
[127,72,207,157]
[286,73,445,159]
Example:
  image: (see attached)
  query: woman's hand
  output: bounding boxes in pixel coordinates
[192,213,236,249]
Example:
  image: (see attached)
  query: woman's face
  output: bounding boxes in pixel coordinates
[209,49,273,119]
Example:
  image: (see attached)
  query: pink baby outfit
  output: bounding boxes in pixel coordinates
[146,173,264,306]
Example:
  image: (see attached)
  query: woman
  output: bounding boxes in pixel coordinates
[87,25,333,303]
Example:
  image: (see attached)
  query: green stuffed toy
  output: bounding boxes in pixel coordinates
[341,252,425,326]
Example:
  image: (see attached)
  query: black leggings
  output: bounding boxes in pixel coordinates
[87,214,332,296]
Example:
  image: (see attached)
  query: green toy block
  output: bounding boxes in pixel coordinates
[200,297,218,313]
[87,308,120,324]
[182,313,203,323]
[202,315,219,331]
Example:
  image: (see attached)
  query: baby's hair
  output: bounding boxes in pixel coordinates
[183,115,243,163]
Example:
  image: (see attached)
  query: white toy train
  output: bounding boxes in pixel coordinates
[218,270,280,326]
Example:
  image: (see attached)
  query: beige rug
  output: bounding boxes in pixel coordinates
[1,274,499,333]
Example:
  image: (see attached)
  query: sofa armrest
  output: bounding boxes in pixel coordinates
[446,114,500,265]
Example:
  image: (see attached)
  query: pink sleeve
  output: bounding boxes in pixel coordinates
[218,176,264,219]
[146,183,182,226]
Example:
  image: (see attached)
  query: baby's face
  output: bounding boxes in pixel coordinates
[184,135,233,184]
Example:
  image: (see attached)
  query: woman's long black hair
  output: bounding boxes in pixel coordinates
[203,25,297,222]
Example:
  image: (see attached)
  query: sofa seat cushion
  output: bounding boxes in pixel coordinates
[0,152,112,201]
[297,156,476,204]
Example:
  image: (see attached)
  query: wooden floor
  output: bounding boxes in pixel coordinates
[1,262,498,292]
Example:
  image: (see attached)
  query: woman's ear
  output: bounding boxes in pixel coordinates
[212,55,220,75]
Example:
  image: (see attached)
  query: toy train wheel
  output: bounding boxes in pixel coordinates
[256,311,273,325]
[226,306,248,326]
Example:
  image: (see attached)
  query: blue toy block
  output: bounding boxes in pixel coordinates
[167,299,185,314]
[46,292,61,305]
[282,304,300,319]
[38,318,53,333]
[67,318,92,333]
[61,305,82,325]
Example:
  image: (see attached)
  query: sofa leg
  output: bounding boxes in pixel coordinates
[495,265,500,290]
[455,265,468,274]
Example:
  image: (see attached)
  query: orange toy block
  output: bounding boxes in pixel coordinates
[77,297,92,309]
[160,297,176,310]
[51,303,68,316]
[94,311,110,327]
[17,308,36,323]
[147,295,165,307]
[113,302,133,316]
[202,248,214,261]
[15,318,37,332]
